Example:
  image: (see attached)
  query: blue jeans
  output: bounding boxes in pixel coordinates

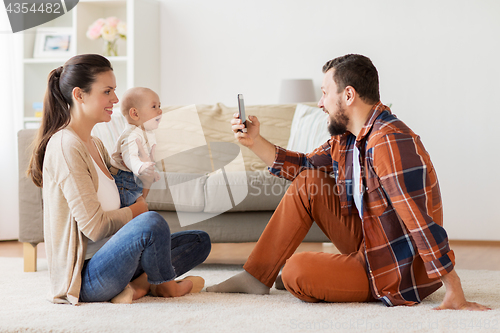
[79,211,211,302]
[112,170,143,208]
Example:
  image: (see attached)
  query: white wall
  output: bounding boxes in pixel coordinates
[0,11,22,240]
[159,0,500,240]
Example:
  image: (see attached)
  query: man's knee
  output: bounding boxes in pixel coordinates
[281,252,314,286]
[281,252,321,302]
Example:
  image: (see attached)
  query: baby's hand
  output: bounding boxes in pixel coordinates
[135,139,156,163]
[135,139,157,188]
[138,162,156,176]
[154,171,160,182]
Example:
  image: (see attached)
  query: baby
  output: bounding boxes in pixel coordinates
[110,87,162,208]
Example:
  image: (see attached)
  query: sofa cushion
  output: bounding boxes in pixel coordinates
[17,129,44,244]
[287,103,331,153]
[160,103,297,172]
[204,170,291,213]
[154,105,213,173]
[218,103,297,171]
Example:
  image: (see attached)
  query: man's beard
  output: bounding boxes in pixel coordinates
[327,101,349,136]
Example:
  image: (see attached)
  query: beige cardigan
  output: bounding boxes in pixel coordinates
[42,127,133,305]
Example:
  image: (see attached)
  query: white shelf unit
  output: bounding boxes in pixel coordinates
[20,0,160,128]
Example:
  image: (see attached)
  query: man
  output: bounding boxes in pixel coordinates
[207,54,489,310]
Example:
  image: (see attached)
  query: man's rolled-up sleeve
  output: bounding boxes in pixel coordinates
[269,139,334,181]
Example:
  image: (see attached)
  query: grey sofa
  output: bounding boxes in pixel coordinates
[18,103,329,272]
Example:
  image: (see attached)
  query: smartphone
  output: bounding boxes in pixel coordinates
[237,94,247,133]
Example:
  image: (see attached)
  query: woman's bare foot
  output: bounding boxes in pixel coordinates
[155,280,193,297]
[129,273,151,300]
[149,276,204,297]
[111,284,134,304]
[111,273,151,304]
[180,276,205,293]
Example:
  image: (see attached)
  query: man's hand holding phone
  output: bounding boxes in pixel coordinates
[232,94,260,148]
[230,94,278,167]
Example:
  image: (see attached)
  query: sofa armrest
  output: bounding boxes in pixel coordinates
[17,129,44,245]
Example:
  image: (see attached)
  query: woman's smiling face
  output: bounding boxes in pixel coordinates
[80,70,119,123]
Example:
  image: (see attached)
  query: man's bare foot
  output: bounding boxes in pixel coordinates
[155,280,193,297]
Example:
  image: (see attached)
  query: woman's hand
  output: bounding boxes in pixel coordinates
[129,196,148,218]
[231,113,260,148]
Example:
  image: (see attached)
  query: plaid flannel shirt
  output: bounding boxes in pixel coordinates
[269,102,455,306]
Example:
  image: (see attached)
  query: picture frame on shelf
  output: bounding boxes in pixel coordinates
[33,27,75,58]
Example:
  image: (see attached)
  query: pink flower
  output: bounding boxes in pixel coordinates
[106,17,120,28]
[86,17,127,41]
[86,18,105,40]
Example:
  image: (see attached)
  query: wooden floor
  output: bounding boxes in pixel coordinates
[1,240,500,270]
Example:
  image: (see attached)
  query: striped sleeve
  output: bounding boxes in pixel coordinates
[269,139,334,181]
[373,133,455,278]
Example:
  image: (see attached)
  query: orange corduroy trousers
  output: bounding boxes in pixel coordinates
[244,170,375,303]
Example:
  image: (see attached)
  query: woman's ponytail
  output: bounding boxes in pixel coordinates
[27,66,70,187]
[27,54,113,187]
[44,66,71,133]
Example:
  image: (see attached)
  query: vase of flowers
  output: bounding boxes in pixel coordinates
[86,17,127,57]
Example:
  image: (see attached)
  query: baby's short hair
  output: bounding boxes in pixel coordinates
[120,87,155,120]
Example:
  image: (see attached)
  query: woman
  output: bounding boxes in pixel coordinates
[27,54,211,305]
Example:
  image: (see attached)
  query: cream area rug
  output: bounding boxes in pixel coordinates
[0,258,499,333]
